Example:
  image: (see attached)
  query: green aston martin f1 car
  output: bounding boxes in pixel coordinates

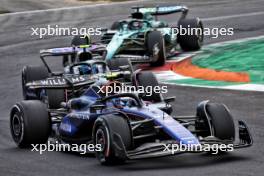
[99,5,204,66]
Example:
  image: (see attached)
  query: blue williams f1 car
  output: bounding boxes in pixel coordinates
[21,45,170,113]
[98,5,203,66]
[21,44,135,107]
[10,80,252,165]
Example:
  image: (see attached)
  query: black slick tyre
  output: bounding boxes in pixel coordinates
[93,114,132,165]
[10,100,51,148]
[177,18,203,51]
[146,31,166,67]
[22,65,49,100]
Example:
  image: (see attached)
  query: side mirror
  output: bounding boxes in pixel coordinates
[164,96,176,104]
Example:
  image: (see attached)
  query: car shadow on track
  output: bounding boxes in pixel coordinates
[1,146,251,172]
[115,153,251,171]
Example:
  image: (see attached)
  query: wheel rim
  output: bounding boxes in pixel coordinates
[12,114,22,137]
[197,31,203,44]
[96,128,107,156]
[197,22,204,44]
[153,43,160,57]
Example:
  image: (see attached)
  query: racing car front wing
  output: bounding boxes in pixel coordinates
[112,120,253,160]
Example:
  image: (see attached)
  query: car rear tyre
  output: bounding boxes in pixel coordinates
[136,71,162,102]
[93,114,132,165]
[10,100,51,148]
[22,65,49,100]
[146,31,166,67]
[177,18,203,51]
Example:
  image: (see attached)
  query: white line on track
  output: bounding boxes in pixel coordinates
[203,35,264,47]
[203,11,264,21]
[163,82,264,92]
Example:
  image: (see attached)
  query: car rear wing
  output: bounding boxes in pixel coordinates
[40,44,106,57]
[132,5,188,16]
[39,44,107,73]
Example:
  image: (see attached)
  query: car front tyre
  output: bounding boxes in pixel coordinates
[93,114,132,165]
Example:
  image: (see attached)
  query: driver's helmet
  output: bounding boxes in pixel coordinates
[72,64,92,75]
[112,97,135,108]
[112,98,125,108]
[129,20,143,30]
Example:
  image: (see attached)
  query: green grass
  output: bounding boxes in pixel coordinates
[192,38,264,84]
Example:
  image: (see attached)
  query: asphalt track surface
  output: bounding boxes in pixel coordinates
[0,0,264,175]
